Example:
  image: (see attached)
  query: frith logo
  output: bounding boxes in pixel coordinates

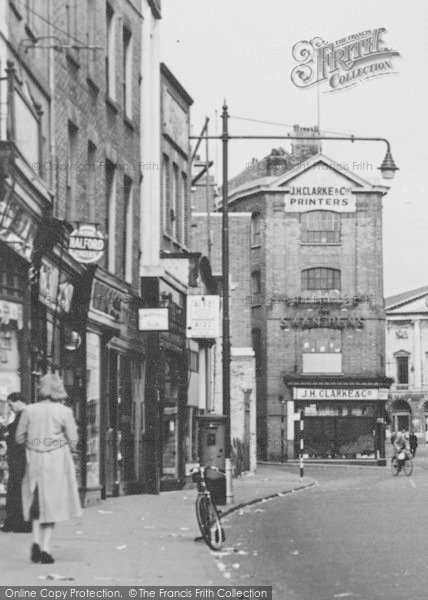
[291,28,400,92]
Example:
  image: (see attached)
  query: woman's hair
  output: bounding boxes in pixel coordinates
[7,392,24,404]
[38,373,68,402]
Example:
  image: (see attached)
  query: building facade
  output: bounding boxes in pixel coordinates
[385,286,428,442]
[0,0,161,507]
[191,212,257,474]
[226,150,391,463]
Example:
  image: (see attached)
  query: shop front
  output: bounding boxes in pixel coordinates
[285,382,389,463]
[87,271,146,500]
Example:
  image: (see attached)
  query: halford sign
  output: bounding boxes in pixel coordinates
[291,28,400,92]
[69,224,105,264]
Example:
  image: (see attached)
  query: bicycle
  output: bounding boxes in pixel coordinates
[391,450,413,476]
[191,465,225,551]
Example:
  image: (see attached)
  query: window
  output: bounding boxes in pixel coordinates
[162,154,170,234]
[252,328,262,373]
[302,328,342,374]
[171,163,179,240]
[251,270,261,295]
[105,160,116,272]
[66,121,78,221]
[396,356,409,384]
[188,350,199,372]
[302,268,341,291]
[251,212,261,247]
[181,172,187,246]
[106,3,116,100]
[14,90,41,170]
[123,26,132,118]
[66,1,77,42]
[301,211,340,243]
[123,176,133,283]
[87,141,96,221]
[87,0,97,81]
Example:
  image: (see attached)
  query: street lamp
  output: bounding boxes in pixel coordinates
[190,103,399,504]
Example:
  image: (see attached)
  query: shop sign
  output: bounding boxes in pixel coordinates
[39,259,74,313]
[69,224,105,264]
[284,184,354,212]
[186,295,220,339]
[91,280,124,322]
[138,308,169,331]
[0,301,23,329]
[294,388,389,400]
[0,190,36,261]
[280,315,364,330]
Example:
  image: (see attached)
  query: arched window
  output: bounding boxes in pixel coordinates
[301,211,340,243]
[301,268,341,291]
[251,212,261,247]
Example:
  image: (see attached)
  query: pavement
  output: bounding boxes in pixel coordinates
[0,465,315,586]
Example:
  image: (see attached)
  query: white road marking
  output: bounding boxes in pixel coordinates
[409,478,416,488]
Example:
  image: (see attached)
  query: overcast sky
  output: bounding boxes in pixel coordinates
[160,1,428,296]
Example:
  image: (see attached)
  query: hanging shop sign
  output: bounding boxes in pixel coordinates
[138,308,169,331]
[186,295,220,339]
[39,259,74,313]
[91,280,125,322]
[280,315,365,330]
[294,388,389,401]
[0,190,36,261]
[68,224,105,264]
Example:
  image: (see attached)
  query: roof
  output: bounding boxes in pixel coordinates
[385,285,428,310]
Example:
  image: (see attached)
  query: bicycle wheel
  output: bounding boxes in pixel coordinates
[391,457,399,476]
[195,494,224,551]
[403,458,413,476]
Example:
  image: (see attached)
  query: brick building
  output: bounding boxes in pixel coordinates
[0,0,160,506]
[226,147,392,463]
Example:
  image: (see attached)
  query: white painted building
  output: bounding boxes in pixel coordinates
[385,286,428,441]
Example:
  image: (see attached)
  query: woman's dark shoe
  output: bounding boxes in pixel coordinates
[40,551,54,564]
[31,543,41,563]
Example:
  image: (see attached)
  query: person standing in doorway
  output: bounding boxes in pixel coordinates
[16,373,82,564]
[0,393,31,532]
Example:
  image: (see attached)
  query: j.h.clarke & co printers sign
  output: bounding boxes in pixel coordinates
[291,28,400,92]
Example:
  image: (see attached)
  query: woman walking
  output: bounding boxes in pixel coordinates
[16,373,82,564]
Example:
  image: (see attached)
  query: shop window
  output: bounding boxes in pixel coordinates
[251,270,261,295]
[302,267,341,291]
[301,211,340,243]
[302,328,342,374]
[251,212,261,247]
[396,356,409,384]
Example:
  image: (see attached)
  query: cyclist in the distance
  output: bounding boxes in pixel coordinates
[392,429,410,460]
